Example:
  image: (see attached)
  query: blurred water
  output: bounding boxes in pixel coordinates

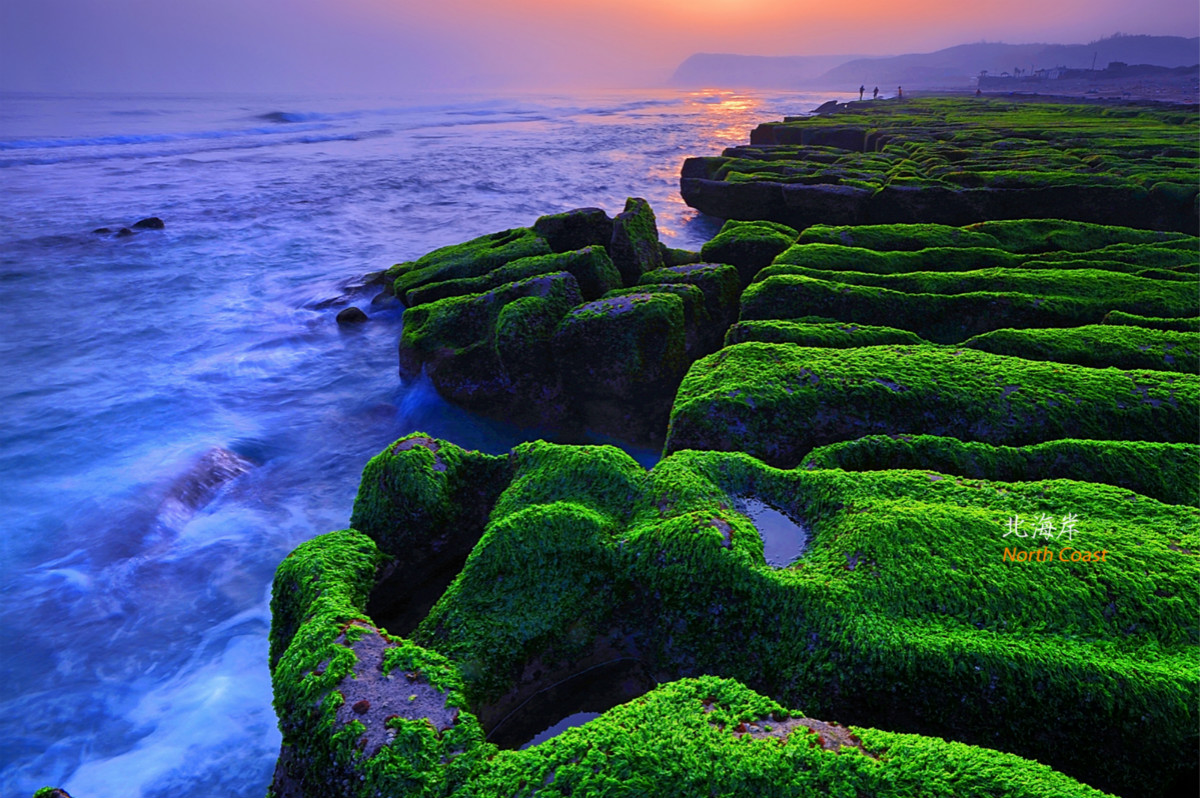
[0,87,836,796]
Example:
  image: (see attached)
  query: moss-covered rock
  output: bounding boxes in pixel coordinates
[664,343,1199,467]
[639,262,742,335]
[552,293,688,439]
[1103,310,1200,332]
[389,227,552,297]
[608,197,664,285]
[699,219,799,284]
[799,221,1003,251]
[660,244,702,266]
[398,271,583,420]
[532,207,613,253]
[740,272,1192,344]
[406,247,621,306]
[801,434,1199,506]
[270,437,1198,798]
[682,99,1200,233]
[962,324,1199,373]
[726,319,928,348]
[603,283,714,359]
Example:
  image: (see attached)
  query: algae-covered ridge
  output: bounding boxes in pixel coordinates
[252,98,1200,798]
[681,97,1200,233]
[268,434,1197,798]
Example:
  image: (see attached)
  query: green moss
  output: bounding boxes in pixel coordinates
[798,223,1001,250]
[551,292,689,437]
[398,271,582,412]
[725,320,928,348]
[1103,310,1200,332]
[962,324,1199,373]
[665,343,1199,467]
[350,434,510,559]
[274,438,1196,796]
[966,218,1193,253]
[639,263,742,331]
[700,220,799,285]
[685,99,1199,232]
[768,243,1020,275]
[406,247,621,306]
[609,197,663,286]
[458,677,1113,798]
[802,434,1199,506]
[740,273,1191,343]
[390,227,551,295]
[746,267,1196,321]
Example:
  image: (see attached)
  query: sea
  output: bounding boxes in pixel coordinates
[0,87,837,797]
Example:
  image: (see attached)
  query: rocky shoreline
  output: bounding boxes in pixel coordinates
[42,97,1198,798]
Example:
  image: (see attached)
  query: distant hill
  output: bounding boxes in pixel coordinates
[819,35,1200,88]
[668,53,862,88]
[670,35,1200,90]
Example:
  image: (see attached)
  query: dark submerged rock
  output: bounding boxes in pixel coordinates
[335,306,368,325]
[132,216,165,229]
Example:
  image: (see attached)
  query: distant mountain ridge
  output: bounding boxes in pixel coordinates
[670,35,1200,89]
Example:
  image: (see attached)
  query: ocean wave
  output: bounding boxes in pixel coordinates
[0,122,333,152]
[0,129,388,168]
[258,110,340,124]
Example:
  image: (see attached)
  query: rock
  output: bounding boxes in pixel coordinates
[552,292,687,439]
[92,227,112,234]
[269,436,1197,798]
[681,98,1200,234]
[336,306,368,325]
[961,324,1200,373]
[389,227,552,299]
[660,244,702,266]
[406,246,620,307]
[801,435,1200,506]
[638,262,742,346]
[370,290,399,308]
[132,216,164,229]
[699,219,799,284]
[665,343,1199,467]
[608,197,663,286]
[532,207,613,253]
[115,227,134,238]
[604,283,713,360]
[398,271,582,421]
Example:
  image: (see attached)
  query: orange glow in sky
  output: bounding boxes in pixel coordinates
[1,0,1196,92]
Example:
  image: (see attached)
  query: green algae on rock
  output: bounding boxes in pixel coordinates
[681,98,1199,233]
[269,435,1198,798]
[961,324,1199,373]
[725,319,928,348]
[801,434,1199,506]
[664,343,1199,467]
[698,219,798,285]
[1103,309,1200,332]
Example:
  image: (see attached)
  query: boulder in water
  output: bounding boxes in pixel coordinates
[336,306,369,325]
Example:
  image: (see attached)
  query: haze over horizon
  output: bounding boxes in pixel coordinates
[1,0,1197,94]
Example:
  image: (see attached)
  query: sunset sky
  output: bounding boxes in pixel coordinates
[2,0,1197,92]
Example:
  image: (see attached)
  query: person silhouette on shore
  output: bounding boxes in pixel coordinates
[873,86,879,100]
[898,86,903,99]
[859,85,865,101]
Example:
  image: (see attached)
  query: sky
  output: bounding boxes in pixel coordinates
[1,0,1197,93]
